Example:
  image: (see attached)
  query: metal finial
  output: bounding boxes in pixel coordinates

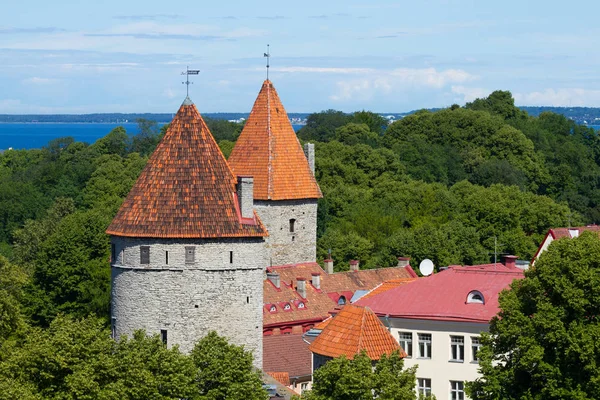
[181,66,200,97]
[264,44,270,80]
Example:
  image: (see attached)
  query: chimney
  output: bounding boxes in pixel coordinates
[236,176,254,219]
[267,272,280,289]
[324,259,334,274]
[350,259,360,272]
[503,255,518,269]
[304,143,315,175]
[397,257,411,267]
[311,272,321,290]
[296,277,307,298]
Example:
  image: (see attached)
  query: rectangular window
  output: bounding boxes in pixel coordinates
[398,332,413,357]
[472,336,481,362]
[111,317,117,339]
[140,246,150,264]
[451,336,465,362]
[230,251,233,264]
[418,333,432,359]
[418,378,432,397]
[111,244,116,263]
[450,381,464,400]
[165,251,169,265]
[185,246,195,264]
[160,329,168,345]
[289,218,296,233]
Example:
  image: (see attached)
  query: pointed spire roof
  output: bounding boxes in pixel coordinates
[228,80,322,201]
[308,305,405,360]
[106,98,267,239]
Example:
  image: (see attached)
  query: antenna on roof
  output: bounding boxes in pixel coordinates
[181,66,200,97]
[487,236,506,269]
[419,259,434,276]
[264,44,270,80]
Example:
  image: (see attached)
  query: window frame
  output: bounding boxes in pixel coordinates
[418,333,432,359]
[185,246,195,265]
[140,246,150,265]
[289,218,296,233]
[398,331,413,357]
[418,378,432,397]
[450,335,465,362]
[450,381,464,400]
[471,336,481,362]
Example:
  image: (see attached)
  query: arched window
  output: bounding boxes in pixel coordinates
[283,303,291,311]
[338,295,346,306]
[467,290,485,304]
[289,219,296,233]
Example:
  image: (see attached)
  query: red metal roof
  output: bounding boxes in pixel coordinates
[106,98,267,239]
[356,264,524,323]
[308,304,404,360]
[549,225,600,239]
[228,80,322,201]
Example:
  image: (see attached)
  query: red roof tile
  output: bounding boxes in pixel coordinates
[106,98,267,239]
[356,264,524,323]
[263,334,312,379]
[549,225,600,239]
[308,305,404,360]
[263,262,417,328]
[228,80,322,200]
[267,372,290,386]
[359,278,417,300]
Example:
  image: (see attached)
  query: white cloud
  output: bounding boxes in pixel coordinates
[514,88,600,106]
[451,86,490,102]
[22,77,58,85]
[329,67,477,101]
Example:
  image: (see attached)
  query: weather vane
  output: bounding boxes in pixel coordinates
[181,66,200,97]
[264,44,270,80]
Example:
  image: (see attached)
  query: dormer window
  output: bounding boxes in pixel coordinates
[269,305,277,313]
[338,295,346,306]
[283,303,291,311]
[298,302,305,309]
[467,290,485,304]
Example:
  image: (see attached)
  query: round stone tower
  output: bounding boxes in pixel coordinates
[228,80,322,266]
[106,97,268,367]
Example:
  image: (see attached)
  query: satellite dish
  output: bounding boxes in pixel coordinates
[419,259,434,276]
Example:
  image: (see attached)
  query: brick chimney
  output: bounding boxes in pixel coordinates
[350,259,360,272]
[236,176,254,219]
[311,272,321,290]
[296,277,307,298]
[503,255,518,269]
[397,257,411,267]
[324,259,334,274]
[266,271,280,289]
[304,143,315,175]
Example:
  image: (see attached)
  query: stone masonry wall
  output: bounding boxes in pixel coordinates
[254,199,317,265]
[111,236,266,368]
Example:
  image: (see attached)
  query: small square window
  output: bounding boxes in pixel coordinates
[185,246,195,264]
[140,246,150,264]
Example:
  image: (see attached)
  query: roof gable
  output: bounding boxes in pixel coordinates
[228,80,322,200]
[308,304,403,360]
[106,98,267,239]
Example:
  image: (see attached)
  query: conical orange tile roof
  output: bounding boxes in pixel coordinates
[106,97,267,239]
[308,304,405,360]
[228,80,322,200]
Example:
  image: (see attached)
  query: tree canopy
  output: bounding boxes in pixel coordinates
[467,231,600,400]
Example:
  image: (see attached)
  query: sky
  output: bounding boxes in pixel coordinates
[1,0,599,114]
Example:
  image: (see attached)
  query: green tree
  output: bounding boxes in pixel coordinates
[191,331,267,400]
[0,256,28,344]
[303,351,417,400]
[467,231,600,400]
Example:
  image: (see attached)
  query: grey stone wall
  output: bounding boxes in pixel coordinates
[110,236,266,368]
[254,199,317,265]
[304,143,315,175]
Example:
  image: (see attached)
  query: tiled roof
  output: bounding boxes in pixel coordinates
[106,98,267,239]
[308,305,404,360]
[359,278,417,300]
[313,316,332,330]
[267,372,290,386]
[550,225,600,239]
[356,264,524,323]
[263,334,312,379]
[263,262,417,327]
[228,80,322,200]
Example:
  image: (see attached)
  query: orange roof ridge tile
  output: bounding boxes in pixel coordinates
[106,98,267,239]
[308,304,404,360]
[228,80,322,200]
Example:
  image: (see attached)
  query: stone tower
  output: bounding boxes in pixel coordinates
[106,97,268,367]
[228,80,322,266]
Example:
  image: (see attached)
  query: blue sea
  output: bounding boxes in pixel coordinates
[0,123,305,150]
